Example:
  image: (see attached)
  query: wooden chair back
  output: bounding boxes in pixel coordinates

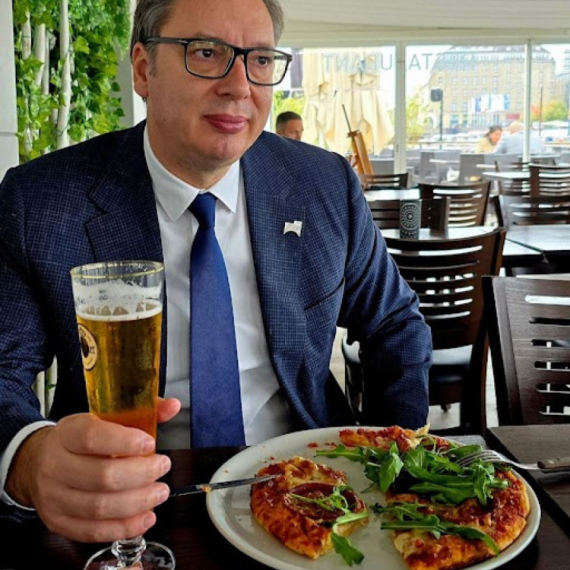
[530,164,570,196]
[384,229,506,433]
[418,181,491,226]
[483,276,570,425]
[367,197,450,231]
[360,172,409,189]
[494,194,570,228]
[494,159,531,195]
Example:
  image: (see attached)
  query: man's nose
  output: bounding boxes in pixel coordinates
[217,55,251,98]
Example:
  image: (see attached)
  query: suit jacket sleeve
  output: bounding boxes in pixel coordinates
[0,168,54,523]
[335,155,431,428]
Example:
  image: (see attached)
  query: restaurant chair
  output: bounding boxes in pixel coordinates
[342,228,506,434]
[483,276,570,425]
[494,194,570,228]
[360,172,409,190]
[494,158,530,195]
[367,197,450,231]
[529,164,570,197]
[458,153,484,183]
[418,181,491,227]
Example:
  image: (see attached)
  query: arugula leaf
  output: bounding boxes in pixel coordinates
[378,443,404,492]
[331,531,365,566]
[288,485,369,566]
[376,501,500,555]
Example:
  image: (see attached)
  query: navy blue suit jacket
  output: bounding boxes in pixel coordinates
[0,123,431,521]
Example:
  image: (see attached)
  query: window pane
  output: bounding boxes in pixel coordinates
[273,46,396,165]
[531,44,570,162]
[406,45,524,184]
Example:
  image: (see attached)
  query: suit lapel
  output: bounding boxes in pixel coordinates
[84,124,168,394]
[241,137,305,390]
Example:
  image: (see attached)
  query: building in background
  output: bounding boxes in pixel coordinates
[426,46,563,131]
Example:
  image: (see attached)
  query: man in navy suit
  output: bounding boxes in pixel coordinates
[0,0,431,542]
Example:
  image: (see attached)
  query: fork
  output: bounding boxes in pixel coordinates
[455,449,570,472]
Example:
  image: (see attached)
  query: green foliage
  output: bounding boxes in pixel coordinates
[406,88,430,143]
[13,0,130,162]
[272,90,306,128]
[543,101,568,122]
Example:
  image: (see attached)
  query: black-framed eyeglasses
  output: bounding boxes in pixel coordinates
[145,37,292,86]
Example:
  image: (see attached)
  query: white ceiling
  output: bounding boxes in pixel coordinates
[279,0,570,46]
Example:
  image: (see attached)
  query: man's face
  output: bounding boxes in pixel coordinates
[132,0,275,186]
[280,119,304,141]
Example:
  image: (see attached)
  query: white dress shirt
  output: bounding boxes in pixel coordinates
[145,129,294,449]
[0,129,294,509]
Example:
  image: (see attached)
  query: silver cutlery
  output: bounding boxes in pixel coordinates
[170,473,279,497]
[456,449,570,472]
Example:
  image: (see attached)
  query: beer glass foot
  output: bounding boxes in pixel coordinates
[84,541,175,570]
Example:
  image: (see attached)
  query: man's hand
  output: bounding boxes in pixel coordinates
[6,397,181,542]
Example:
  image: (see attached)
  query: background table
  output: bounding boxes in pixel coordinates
[487,425,570,532]
[1,438,569,569]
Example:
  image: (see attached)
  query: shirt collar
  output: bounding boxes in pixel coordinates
[143,127,240,222]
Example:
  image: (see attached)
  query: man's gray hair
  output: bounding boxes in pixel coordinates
[130,0,285,59]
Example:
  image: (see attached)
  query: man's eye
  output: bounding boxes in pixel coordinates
[255,56,272,66]
[197,49,214,58]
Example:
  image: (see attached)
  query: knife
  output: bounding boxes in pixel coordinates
[170,473,279,497]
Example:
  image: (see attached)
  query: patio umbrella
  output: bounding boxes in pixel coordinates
[302,50,394,154]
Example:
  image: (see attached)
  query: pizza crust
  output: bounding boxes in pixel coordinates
[250,456,368,559]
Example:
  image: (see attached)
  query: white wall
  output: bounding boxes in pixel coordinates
[0,3,19,178]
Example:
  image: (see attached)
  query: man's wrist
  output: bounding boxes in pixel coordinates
[5,426,53,507]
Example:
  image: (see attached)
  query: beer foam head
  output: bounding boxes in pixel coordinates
[73,279,162,321]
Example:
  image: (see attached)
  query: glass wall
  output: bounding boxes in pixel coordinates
[405,44,526,183]
[273,47,396,161]
[275,41,570,179]
[532,44,570,163]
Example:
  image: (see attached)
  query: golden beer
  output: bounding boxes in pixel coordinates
[76,304,162,439]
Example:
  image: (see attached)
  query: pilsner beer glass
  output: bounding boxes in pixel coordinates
[70,260,175,570]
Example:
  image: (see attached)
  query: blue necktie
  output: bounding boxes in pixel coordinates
[189,193,245,448]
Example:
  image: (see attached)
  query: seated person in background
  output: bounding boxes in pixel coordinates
[475,125,502,153]
[276,111,304,140]
[494,121,546,155]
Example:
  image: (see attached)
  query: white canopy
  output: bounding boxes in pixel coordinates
[280,0,570,46]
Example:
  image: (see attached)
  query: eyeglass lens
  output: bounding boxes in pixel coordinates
[186,41,288,85]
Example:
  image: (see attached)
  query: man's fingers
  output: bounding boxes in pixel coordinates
[58,414,155,456]
[47,483,170,520]
[47,511,158,543]
[49,452,171,493]
[157,398,181,424]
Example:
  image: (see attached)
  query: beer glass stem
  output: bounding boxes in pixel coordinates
[111,536,146,567]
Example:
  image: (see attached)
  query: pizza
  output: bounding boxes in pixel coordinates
[249,427,531,570]
[338,427,531,570]
[250,456,369,559]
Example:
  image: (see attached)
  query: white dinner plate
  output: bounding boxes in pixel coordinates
[206,427,541,570]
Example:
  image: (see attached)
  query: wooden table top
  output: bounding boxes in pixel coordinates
[487,425,570,532]
[380,226,544,269]
[506,224,570,254]
[1,437,569,570]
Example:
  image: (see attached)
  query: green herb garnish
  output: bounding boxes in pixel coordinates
[373,502,500,555]
[288,485,369,566]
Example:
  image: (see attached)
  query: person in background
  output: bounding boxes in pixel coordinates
[0,0,431,542]
[275,111,304,140]
[494,121,546,155]
[475,125,502,153]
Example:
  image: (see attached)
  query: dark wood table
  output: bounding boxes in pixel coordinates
[380,226,544,271]
[487,425,570,533]
[506,225,570,256]
[1,438,569,570]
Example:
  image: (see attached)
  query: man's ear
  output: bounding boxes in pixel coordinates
[132,43,151,99]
